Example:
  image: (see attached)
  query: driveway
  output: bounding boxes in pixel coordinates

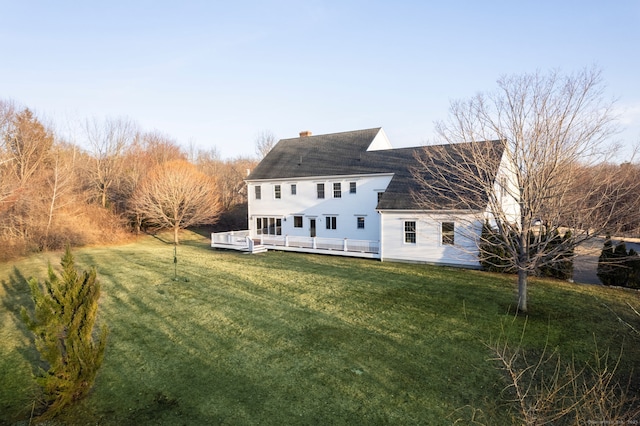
[573,237,640,285]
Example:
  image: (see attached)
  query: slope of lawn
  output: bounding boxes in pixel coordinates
[0,231,638,425]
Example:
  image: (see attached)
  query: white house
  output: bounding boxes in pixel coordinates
[211,128,515,268]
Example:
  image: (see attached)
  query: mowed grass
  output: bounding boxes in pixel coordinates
[1,231,639,425]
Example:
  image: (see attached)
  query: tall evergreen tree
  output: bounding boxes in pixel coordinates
[21,247,108,419]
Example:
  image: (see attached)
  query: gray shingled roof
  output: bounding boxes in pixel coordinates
[247,128,504,211]
[247,128,386,179]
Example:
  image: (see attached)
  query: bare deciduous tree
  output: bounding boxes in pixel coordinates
[570,161,640,236]
[0,107,57,248]
[4,108,53,185]
[197,151,256,211]
[117,131,186,228]
[132,160,221,244]
[44,143,79,243]
[254,130,277,159]
[83,117,137,209]
[0,100,18,213]
[413,67,640,312]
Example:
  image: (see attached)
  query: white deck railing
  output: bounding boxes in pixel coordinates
[211,231,380,256]
[211,230,251,246]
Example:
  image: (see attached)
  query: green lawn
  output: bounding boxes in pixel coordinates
[1,231,638,425]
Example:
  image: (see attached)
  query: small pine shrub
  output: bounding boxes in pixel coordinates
[538,230,574,280]
[626,249,640,289]
[597,237,638,287]
[597,236,616,285]
[21,247,108,420]
[479,222,515,273]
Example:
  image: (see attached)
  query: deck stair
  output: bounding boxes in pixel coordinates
[249,244,268,254]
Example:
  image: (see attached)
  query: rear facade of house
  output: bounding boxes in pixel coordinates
[214,127,510,268]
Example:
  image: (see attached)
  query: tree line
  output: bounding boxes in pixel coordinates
[0,99,258,260]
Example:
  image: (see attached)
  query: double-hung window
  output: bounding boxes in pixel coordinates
[333,182,341,198]
[255,185,261,200]
[291,184,297,195]
[404,221,416,244]
[357,217,365,229]
[274,184,281,199]
[317,183,325,199]
[350,182,357,194]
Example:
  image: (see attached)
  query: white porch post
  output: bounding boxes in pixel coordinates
[343,238,348,252]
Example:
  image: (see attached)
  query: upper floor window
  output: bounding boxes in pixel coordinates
[326,216,337,230]
[274,184,281,199]
[333,182,342,198]
[349,182,357,194]
[357,216,365,229]
[255,185,261,200]
[404,221,416,244]
[499,176,507,200]
[291,184,297,195]
[441,222,455,245]
[317,183,325,199]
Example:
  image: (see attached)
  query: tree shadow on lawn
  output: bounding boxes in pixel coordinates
[0,267,43,364]
[57,250,272,424]
[63,247,500,424]
[1,266,33,337]
[0,241,542,423]
[0,267,46,422]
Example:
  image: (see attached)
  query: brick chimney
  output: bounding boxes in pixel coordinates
[299,130,312,138]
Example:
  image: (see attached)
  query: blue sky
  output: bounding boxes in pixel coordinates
[2,1,639,159]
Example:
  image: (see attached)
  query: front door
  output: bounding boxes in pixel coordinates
[309,218,316,238]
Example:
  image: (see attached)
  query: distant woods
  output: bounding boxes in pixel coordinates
[0,99,257,260]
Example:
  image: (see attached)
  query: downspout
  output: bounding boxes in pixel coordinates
[378,210,384,261]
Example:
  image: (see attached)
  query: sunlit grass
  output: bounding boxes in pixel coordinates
[0,231,638,424]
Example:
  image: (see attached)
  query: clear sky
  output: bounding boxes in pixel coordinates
[2,1,639,159]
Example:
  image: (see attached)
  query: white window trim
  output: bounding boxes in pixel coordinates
[440,221,455,246]
[403,220,417,245]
